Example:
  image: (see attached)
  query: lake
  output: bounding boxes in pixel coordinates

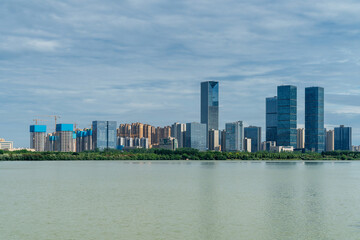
[1,161,360,239]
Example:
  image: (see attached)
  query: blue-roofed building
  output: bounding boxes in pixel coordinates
[55,124,74,152]
[30,125,47,151]
[76,129,93,152]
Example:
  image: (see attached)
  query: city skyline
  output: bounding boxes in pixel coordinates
[2,0,360,147]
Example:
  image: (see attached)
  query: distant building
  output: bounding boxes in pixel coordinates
[270,146,294,153]
[171,123,186,148]
[244,126,261,152]
[55,124,74,152]
[185,122,207,151]
[305,87,325,153]
[325,130,334,152]
[201,81,219,147]
[297,128,305,149]
[334,125,352,151]
[158,137,178,150]
[76,129,93,152]
[277,85,297,148]
[208,129,220,151]
[0,138,13,150]
[261,141,276,152]
[225,121,244,152]
[244,138,252,152]
[220,130,226,152]
[30,125,46,152]
[92,121,117,150]
[266,96,277,142]
[45,134,56,151]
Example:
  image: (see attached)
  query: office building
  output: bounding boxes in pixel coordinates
[244,126,261,152]
[225,121,244,152]
[261,141,276,152]
[297,128,305,149]
[221,130,226,152]
[277,85,297,148]
[266,96,277,142]
[0,138,13,150]
[30,125,46,151]
[92,121,117,150]
[55,124,74,152]
[158,137,178,150]
[208,129,220,151]
[185,122,207,151]
[305,87,325,153]
[171,122,186,148]
[334,125,352,151]
[325,130,334,152]
[244,138,252,152]
[201,81,219,146]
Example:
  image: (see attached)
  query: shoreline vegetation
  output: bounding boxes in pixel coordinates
[0,148,360,161]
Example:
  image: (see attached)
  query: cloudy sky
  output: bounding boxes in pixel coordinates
[1,0,360,147]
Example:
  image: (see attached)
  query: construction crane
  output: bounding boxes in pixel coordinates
[32,119,48,125]
[36,115,61,131]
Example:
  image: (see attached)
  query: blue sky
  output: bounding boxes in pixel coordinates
[1,0,360,147]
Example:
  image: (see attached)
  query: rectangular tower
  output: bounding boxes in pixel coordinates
[334,125,352,150]
[92,121,117,150]
[266,97,277,142]
[326,130,334,152]
[185,122,207,151]
[297,128,305,149]
[244,126,261,152]
[277,85,297,148]
[225,121,244,152]
[201,81,219,147]
[305,87,325,153]
[30,125,46,151]
[55,124,74,152]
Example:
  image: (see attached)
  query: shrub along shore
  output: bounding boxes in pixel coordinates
[0,148,360,161]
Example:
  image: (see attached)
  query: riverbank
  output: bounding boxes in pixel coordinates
[0,148,359,161]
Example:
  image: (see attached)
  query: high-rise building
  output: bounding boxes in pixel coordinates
[55,124,74,152]
[326,130,334,152]
[277,85,297,148]
[45,134,56,152]
[185,122,207,151]
[261,141,276,152]
[266,96,277,142]
[305,87,325,153]
[334,125,352,151]
[158,137,178,150]
[297,128,305,149]
[244,126,261,152]
[208,129,220,151]
[30,125,46,151]
[171,123,186,148]
[244,138,252,152]
[76,129,93,152]
[92,121,117,150]
[225,121,244,152]
[220,130,226,152]
[201,81,219,147]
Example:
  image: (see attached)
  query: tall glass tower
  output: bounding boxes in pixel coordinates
[201,81,219,147]
[92,121,117,150]
[266,96,277,142]
[277,85,297,148]
[305,87,325,153]
[334,125,352,150]
[225,121,244,152]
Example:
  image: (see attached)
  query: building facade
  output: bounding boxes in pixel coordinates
[244,138,252,152]
[326,130,334,152]
[55,124,74,152]
[297,128,305,149]
[225,121,244,152]
[171,122,186,148]
[208,129,220,151]
[185,122,207,151]
[30,125,46,151]
[76,129,93,152]
[277,85,297,148]
[334,125,352,151]
[305,87,325,153]
[266,96,277,142]
[92,121,117,150]
[201,81,219,146]
[0,138,13,150]
[244,126,261,152]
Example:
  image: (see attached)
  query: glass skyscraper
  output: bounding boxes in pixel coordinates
[225,121,244,152]
[92,121,117,150]
[266,97,277,142]
[185,122,207,151]
[244,126,261,152]
[201,81,219,147]
[334,125,352,150]
[277,85,297,148]
[305,87,325,153]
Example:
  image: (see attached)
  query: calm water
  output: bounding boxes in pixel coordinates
[1,161,360,240]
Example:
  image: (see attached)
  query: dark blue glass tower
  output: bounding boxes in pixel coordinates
[334,125,352,150]
[266,97,277,142]
[305,87,325,153]
[201,81,219,147]
[92,121,117,150]
[244,126,261,152]
[277,85,297,148]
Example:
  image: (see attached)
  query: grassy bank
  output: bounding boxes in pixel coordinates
[0,148,359,161]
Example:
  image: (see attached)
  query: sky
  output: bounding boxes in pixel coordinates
[1,0,360,147]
